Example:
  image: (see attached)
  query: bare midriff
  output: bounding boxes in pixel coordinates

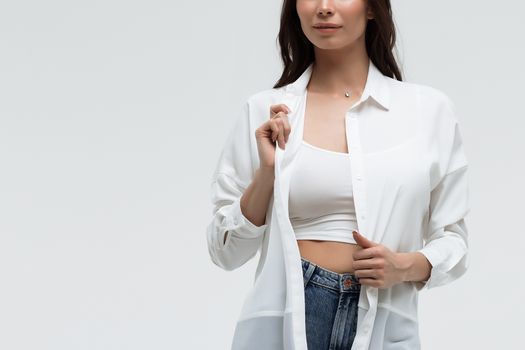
[297,240,363,274]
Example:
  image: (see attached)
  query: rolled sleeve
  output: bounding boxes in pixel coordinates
[220,195,269,250]
[416,93,471,291]
[417,161,470,290]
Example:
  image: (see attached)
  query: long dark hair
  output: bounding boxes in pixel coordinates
[273,0,402,88]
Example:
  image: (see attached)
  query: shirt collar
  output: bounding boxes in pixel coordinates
[283,58,391,111]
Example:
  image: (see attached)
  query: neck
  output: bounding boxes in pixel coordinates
[307,43,370,98]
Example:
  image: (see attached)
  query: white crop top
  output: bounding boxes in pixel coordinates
[288,140,358,244]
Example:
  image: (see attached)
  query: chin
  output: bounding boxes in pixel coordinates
[313,43,349,51]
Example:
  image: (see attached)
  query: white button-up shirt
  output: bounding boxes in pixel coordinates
[206,59,470,349]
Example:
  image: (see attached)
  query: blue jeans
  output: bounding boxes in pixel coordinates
[301,257,361,350]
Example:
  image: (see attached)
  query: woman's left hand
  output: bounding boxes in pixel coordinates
[351,230,407,289]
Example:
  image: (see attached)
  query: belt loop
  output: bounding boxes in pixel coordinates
[303,260,316,288]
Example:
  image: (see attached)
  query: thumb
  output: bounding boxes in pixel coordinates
[352,230,377,248]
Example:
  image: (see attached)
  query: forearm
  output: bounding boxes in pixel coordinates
[399,252,432,283]
[223,166,274,244]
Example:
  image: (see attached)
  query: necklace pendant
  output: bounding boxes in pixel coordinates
[345,91,350,98]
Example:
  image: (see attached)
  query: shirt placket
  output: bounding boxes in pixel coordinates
[346,104,367,233]
[346,101,377,349]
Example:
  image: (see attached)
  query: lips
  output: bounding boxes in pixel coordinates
[313,23,342,28]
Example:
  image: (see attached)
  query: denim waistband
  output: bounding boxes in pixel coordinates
[301,257,361,293]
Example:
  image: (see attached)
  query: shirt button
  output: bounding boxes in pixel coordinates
[233,218,239,225]
[361,215,366,220]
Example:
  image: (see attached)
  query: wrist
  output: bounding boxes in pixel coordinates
[397,252,413,283]
[256,166,275,181]
[398,252,431,283]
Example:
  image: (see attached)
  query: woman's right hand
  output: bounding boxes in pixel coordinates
[255,103,292,170]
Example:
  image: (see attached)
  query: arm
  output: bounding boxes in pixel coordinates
[413,93,471,291]
[415,164,470,290]
[206,99,273,271]
[223,167,274,244]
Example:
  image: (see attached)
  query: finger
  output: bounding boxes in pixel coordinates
[270,116,286,149]
[272,110,288,119]
[353,247,376,261]
[272,115,286,137]
[358,278,380,288]
[352,257,379,271]
[352,230,378,248]
[277,121,286,150]
[268,120,280,142]
[354,269,377,279]
[270,104,292,116]
[282,116,291,143]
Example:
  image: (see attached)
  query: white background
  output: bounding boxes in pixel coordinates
[0,0,523,349]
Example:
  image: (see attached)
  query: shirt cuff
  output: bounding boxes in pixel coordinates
[412,279,428,291]
[415,245,455,290]
[221,197,268,248]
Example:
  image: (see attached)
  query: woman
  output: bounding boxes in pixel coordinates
[206,0,470,349]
